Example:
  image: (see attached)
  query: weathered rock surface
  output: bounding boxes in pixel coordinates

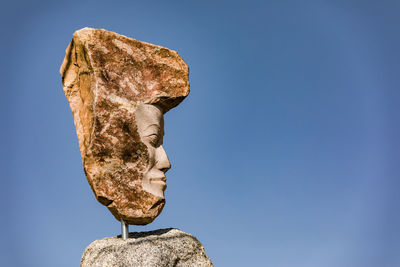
[60,28,189,225]
[81,228,214,267]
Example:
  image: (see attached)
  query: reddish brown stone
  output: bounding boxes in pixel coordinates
[60,28,189,225]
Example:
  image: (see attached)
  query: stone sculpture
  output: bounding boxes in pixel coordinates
[81,228,214,267]
[60,28,189,225]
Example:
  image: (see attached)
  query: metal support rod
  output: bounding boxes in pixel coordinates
[121,220,129,239]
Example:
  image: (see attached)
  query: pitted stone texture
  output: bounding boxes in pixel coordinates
[60,28,189,225]
[81,228,214,267]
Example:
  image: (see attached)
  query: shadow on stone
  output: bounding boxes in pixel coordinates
[117,227,175,239]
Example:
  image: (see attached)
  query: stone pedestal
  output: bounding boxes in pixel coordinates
[81,228,214,267]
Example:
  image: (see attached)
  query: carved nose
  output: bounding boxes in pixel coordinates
[156,145,171,173]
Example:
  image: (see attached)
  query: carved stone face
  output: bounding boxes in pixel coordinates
[99,104,171,225]
[84,104,171,225]
[61,28,190,225]
[135,104,171,198]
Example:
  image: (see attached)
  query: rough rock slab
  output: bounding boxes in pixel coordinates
[60,28,190,225]
[81,228,214,267]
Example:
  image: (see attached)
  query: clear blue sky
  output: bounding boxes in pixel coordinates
[1,1,399,266]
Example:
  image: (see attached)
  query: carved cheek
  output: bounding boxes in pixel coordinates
[143,142,156,171]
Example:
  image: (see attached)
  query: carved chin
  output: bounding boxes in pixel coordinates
[107,190,165,225]
[142,180,166,198]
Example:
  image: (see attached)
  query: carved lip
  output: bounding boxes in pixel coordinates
[150,177,167,184]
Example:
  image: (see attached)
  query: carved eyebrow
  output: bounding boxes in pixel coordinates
[144,124,161,132]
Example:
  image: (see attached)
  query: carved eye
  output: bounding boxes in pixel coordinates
[147,134,159,146]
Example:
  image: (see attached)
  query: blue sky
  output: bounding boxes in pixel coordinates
[1,1,399,266]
